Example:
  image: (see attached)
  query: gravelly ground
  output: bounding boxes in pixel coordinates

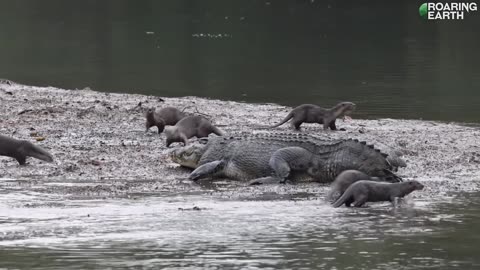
[1,80,479,200]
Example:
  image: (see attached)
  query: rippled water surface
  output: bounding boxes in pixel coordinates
[1,179,479,269]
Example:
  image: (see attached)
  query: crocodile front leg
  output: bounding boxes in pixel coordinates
[249,147,314,185]
[189,160,226,181]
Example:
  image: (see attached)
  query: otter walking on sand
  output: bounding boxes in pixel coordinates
[145,107,186,133]
[164,116,223,147]
[0,135,54,165]
[269,102,356,131]
[332,180,424,208]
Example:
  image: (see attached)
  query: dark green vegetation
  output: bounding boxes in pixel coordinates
[0,1,479,122]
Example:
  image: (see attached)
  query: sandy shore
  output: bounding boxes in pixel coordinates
[1,81,479,198]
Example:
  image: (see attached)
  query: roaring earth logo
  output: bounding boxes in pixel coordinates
[419,2,478,20]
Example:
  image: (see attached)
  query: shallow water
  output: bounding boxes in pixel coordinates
[1,178,479,270]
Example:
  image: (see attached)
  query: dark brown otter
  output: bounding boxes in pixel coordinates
[145,107,186,133]
[326,170,403,202]
[0,134,54,165]
[164,116,223,147]
[269,102,356,131]
[332,180,424,208]
[326,170,377,202]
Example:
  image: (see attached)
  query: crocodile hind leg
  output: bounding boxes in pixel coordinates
[188,160,226,181]
[249,147,314,185]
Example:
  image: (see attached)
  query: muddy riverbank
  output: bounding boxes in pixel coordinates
[1,80,479,199]
[2,81,480,269]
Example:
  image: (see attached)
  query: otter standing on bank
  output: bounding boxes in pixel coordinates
[164,116,223,147]
[269,102,356,131]
[0,134,54,165]
[145,107,186,133]
[332,180,424,208]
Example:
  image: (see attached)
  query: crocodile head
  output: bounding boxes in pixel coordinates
[169,143,207,169]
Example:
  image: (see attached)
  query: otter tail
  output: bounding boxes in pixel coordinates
[267,112,294,129]
[212,126,224,136]
[24,142,54,163]
[331,187,354,208]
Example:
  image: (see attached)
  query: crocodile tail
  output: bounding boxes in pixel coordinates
[386,153,407,169]
[341,139,402,178]
[331,185,354,207]
[383,169,403,182]
[25,142,54,163]
[268,112,294,128]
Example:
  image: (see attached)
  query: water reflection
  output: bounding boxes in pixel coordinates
[0,1,479,122]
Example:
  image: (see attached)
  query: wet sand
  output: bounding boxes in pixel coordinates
[1,80,479,199]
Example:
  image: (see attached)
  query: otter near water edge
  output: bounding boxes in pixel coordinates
[326,169,404,202]
[269,102,356,131]
[332,180,424,208]
[326,170,378,202]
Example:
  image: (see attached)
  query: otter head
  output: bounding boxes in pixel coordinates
[407,180,424,191]
[337,102,356,116]
[145,108,166,133]
[145,107,155,118]
[169,143,207,169]
[164,126,187,147]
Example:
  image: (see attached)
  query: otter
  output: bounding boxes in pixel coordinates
[332,180,424,208]
[164,116,223,147]
[269,102,356,131]
[326,170,403,202]
[145,107,186,133]
[326,170,377,202]
[0,134,54,165]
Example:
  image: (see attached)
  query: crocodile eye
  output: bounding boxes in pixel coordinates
[186,149,194,155]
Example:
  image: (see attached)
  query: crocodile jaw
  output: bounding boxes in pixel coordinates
[169,144,205,169]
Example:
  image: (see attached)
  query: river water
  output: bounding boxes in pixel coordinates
[1,1,480,269]
[0,1,479,122]
[0,178,480,270]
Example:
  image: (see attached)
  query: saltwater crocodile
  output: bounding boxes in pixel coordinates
[170,132,405,184]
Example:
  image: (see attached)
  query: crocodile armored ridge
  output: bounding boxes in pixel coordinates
[170,132,405,184]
